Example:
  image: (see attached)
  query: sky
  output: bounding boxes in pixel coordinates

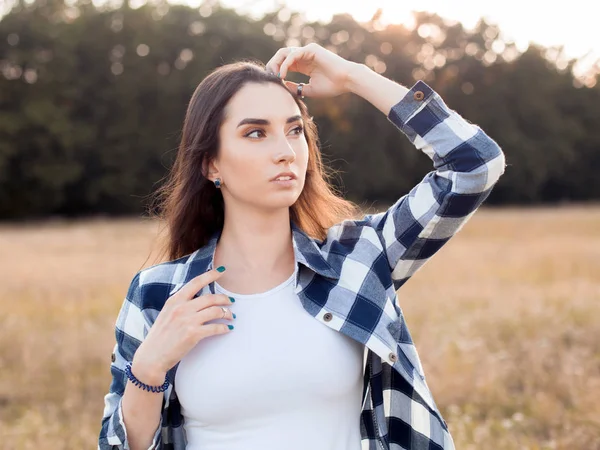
[3,0,598,79]
[170,0,600,79]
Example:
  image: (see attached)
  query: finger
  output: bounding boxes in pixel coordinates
[175,267,226,301]
[283,80,312,99]
[187,293,234,313]
[198,323,234,339]
[264,47,289,76]
[265,47,296,78]
[279,49,305,80]
[196,305,235,325]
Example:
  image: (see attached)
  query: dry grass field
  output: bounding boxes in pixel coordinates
[1,205,599,449]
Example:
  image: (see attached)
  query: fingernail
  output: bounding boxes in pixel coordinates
[277,72,280,78]
[228,325,235,330]
[216,266,226,272]
[229,296,235,303]
[232,313,236,319]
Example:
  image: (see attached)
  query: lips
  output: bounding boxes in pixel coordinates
[271,172,297,181]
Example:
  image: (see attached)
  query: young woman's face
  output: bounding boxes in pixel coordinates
[211,82,309,212]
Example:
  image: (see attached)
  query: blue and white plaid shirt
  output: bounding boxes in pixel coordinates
[99,80,506,450]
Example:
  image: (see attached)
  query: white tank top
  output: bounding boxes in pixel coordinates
[174,267,365,450]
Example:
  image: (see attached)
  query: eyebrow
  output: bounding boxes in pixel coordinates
[236,115,303,128]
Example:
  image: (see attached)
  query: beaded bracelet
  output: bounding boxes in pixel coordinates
[125,362,170,393]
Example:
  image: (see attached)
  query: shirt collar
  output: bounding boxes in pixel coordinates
[180,219,340,287]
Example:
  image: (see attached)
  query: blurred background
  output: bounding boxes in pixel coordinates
[1,0,599,448]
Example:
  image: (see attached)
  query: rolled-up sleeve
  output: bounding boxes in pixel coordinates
[98,272,162,450]
[366,80,506,290]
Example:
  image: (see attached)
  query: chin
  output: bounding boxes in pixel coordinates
[264,192,302,209]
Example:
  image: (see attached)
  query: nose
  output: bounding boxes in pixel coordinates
[272,138,296,164]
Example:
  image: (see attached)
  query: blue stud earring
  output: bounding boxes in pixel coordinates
[214,178,222,189]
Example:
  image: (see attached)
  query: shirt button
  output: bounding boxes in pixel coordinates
[413,90,425,101]
[111,352,116,363]
[388,352,398,363]
[323,312,333,322]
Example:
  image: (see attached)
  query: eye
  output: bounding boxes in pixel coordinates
[244,126,304,139]
[244,129,265,139]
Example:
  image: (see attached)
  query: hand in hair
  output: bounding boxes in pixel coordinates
[265,43,358,99]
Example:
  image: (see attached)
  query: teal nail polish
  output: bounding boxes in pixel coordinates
[229,296,235,303]
[232,313,236,319]
[277,72,280,78]
[216,266,226,272]
[228,325,234,330]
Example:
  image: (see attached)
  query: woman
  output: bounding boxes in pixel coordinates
[99,43,506,450]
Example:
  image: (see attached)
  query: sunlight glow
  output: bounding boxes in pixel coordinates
[205,0,599,78]
[3,0,597,80]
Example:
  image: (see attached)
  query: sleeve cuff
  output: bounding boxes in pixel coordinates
[386,80,439,141]
[115,396,162,450]
[147,423,162,450]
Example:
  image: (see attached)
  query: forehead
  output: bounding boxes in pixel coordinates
[224,82,301,124]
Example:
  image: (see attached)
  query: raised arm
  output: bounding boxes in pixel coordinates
[346,64,506,289]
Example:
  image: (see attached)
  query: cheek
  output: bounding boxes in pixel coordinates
[222,147,258,174]
[300,146,310,170]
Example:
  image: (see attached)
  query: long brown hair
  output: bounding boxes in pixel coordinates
[149,59,361,263]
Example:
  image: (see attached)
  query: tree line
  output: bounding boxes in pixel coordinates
[1,0,599,219]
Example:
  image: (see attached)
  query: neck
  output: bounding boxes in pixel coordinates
[213,205,295,276]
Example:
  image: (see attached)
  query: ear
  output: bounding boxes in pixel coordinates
[202,156,220,182]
